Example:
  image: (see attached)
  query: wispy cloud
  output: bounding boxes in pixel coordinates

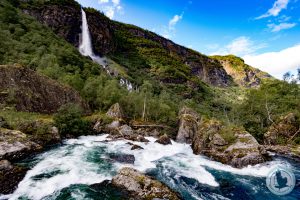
[256,0,289,19]
[210,37,267,57]
[161,13,184,39]
[268,22,296,32]
[243,44,300,79]
[98,0,122,19]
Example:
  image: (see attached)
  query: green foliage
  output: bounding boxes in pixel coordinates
[237,79,300,142]
[54,104,91,137]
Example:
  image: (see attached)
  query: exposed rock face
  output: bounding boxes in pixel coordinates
[155,134,172,145]
[264,113,300,145]
[191,119,268,168]
[23,3,114,55]
[175,107,267,168]
[213,55,272,87]
[0,128,42,161]
[118,125,134,136]
[176,107,201,144]
[0,65,90,114]
[106,103,124,119]
[0,160,28,194]
[111,167,181,200]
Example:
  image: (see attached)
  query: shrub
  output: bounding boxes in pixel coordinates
[54,104,91,137]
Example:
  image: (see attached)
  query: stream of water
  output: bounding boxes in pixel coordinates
[1,135,299,200]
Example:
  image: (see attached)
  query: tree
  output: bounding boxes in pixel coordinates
[54,104,90,137]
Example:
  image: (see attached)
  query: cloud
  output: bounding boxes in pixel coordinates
[169,14,183,30]
[98,0,122,19]
[210,37,267,56]
[243,44,300,79]
[268,22,297,32]
[256,0,289,19]
[161,13,184,39]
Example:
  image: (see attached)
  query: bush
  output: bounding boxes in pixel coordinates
[54,104,91,137]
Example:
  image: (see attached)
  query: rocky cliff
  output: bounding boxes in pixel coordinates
[0,65,90,113]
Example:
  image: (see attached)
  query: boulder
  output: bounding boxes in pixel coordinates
[106,103,124,119]
[0,160,28,194]
[108,153,135,164]
[131,144,144,150]
[176,107,201,143]
[191,119,267,168]
[111,167,181,200]
[155,134,172,145]
[0,128,42,161]
[264,113,299,145]
[118,125,134,136]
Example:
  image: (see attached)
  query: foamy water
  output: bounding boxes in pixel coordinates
[1,134,294,200]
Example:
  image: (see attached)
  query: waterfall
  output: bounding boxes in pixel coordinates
[79,9,106,67]
[79,8,134,91]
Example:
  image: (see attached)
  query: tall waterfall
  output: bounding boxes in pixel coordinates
[79,9,106,66]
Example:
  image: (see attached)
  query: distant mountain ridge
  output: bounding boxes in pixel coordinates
[18,0,271,89]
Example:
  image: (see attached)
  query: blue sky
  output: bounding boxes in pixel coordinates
[76,0,300,79]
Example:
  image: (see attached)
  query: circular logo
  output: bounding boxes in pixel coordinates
[266,167,296,195]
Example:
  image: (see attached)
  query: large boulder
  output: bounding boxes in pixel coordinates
[106,103,124,119]
[111,167,181,200]
[155,134,172,145]
[0,160,28,194]
[0,128,42,161]
[191,119,267,168]
[118,125,134,136]
[108,153,135,164]
[264,113,299,145]
[176,107,201,143]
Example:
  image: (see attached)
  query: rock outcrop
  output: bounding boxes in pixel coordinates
[191,119,268,168]
[0,65,90,114]
[111,167,181,200]
[264,113,300,145]
[0,160,28,194]
[106,103,124,119]
[212,55,272,87]
[176,107,201,143]
[0,128,42,161]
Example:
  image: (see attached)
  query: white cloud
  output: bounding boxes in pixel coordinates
[256,0,289,19]
[98,0,122,19]
[169,14,183,30]
[243,44,300,79]
[211,37,267,56]
[268,22,297,32]
[161,13,184,39]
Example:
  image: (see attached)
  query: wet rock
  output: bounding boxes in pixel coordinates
[191,119,267,168]
[106,103,124,119]
[0,128,42,161]
[118,125,134,136]
[155,134,172,145]
[108,153,135,164]
[0,160,28,194]
[176,107,201,143]
[90,180,131,199]
[111,167,182,200]
[131,144,144,150]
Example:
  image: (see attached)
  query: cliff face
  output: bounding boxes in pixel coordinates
[0,65,90,114]
[212,55,272,87]
[22,4,115,55]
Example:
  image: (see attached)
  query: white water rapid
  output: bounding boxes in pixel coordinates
[1,135,294,200]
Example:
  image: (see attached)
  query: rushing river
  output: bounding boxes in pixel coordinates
[1,134,299,200]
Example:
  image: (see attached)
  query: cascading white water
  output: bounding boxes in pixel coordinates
[79,9,106,67]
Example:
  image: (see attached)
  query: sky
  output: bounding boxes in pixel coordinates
[76,0,300,79]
